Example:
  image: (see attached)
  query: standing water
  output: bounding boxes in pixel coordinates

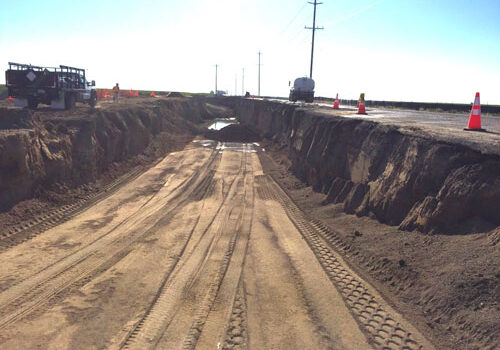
[208,118,238,130]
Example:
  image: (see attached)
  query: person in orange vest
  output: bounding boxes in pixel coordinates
[112,83,120,103]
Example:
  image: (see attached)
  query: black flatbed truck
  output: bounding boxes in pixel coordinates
[5,62,97,110]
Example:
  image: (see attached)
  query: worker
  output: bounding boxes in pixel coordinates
[113,83,120,103]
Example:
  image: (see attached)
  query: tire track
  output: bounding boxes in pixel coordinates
[0,145,210,252]
[119,148,249,350]
[260,174,434,350]
[221,283,248,350]
[0,148,222,330]
[0,166,145,251]
[183,145,255,350]
[0,147,219,294]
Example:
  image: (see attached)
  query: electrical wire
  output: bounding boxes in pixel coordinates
[280,2,308,34]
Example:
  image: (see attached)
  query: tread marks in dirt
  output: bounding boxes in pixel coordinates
[0,148,222,331]
[0,166,145,250]
[119,149,252,350]
[221,283,248,350]
[193,150,254,350]
[257,174,433,350]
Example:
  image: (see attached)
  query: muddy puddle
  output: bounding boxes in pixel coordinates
[208,118,238,130]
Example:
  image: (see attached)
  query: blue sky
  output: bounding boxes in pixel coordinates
[1,0,499,103]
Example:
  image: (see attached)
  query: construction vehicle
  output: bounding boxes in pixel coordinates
[5,62,97,110]
[289,77,315,103]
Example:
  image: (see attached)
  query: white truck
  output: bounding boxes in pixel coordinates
[5,62,97,110]
[289,77,315,103]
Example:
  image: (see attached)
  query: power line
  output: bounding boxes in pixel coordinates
[305,0,324,79]
[281,2,308,34]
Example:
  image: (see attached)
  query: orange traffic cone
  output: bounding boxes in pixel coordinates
[357,93,366,114]
[150,91,156,97]
[333,93,339,109]
[464,92,485,132]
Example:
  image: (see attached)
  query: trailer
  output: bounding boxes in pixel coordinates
[5,62,97,110]
[289,77,315,103]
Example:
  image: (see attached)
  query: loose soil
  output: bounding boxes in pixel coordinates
[0,141,432,350]
[259,141,500,350]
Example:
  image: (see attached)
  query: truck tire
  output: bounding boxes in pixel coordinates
[27,97,38,110]
[89,90,97,108]
[65,93,76,110]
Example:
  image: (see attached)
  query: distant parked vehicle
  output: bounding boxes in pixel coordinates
[5,62,97,110]
[289,77,315,103]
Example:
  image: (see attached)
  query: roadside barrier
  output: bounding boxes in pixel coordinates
[121,89,139,98]
[357,93,366,114]
[96,89,109,100]
[464,92,486,131]
[333,93,339,109]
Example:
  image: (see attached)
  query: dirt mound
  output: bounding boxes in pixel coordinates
[204,103,233,120]
[167,91,184,98]
[204,123,261,143]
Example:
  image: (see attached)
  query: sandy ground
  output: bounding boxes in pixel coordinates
[259,145,499,350]
[0,139,435,350]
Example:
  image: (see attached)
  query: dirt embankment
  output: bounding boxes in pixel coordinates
[0,98,226,213]
[217,98,500,235]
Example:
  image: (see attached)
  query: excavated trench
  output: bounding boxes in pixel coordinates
[215,97,500,235]
[1,97,499,349]
[0,98,225,213]
[3,97,498,235]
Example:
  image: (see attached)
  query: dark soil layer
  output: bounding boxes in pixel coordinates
[216,97,500,235]
[204,123,261,143]
[259,149,500,350]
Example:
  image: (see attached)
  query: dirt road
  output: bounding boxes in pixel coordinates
[0,140,434,350]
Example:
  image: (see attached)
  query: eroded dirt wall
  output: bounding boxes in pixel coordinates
[0,98,214,212]
[220,97,500,234]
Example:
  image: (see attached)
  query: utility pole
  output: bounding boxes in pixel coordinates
[305,0,323,79]
[258,51,262,96]
[215,64,218,94]
[242,68,245,95]
[235,74,237,96]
